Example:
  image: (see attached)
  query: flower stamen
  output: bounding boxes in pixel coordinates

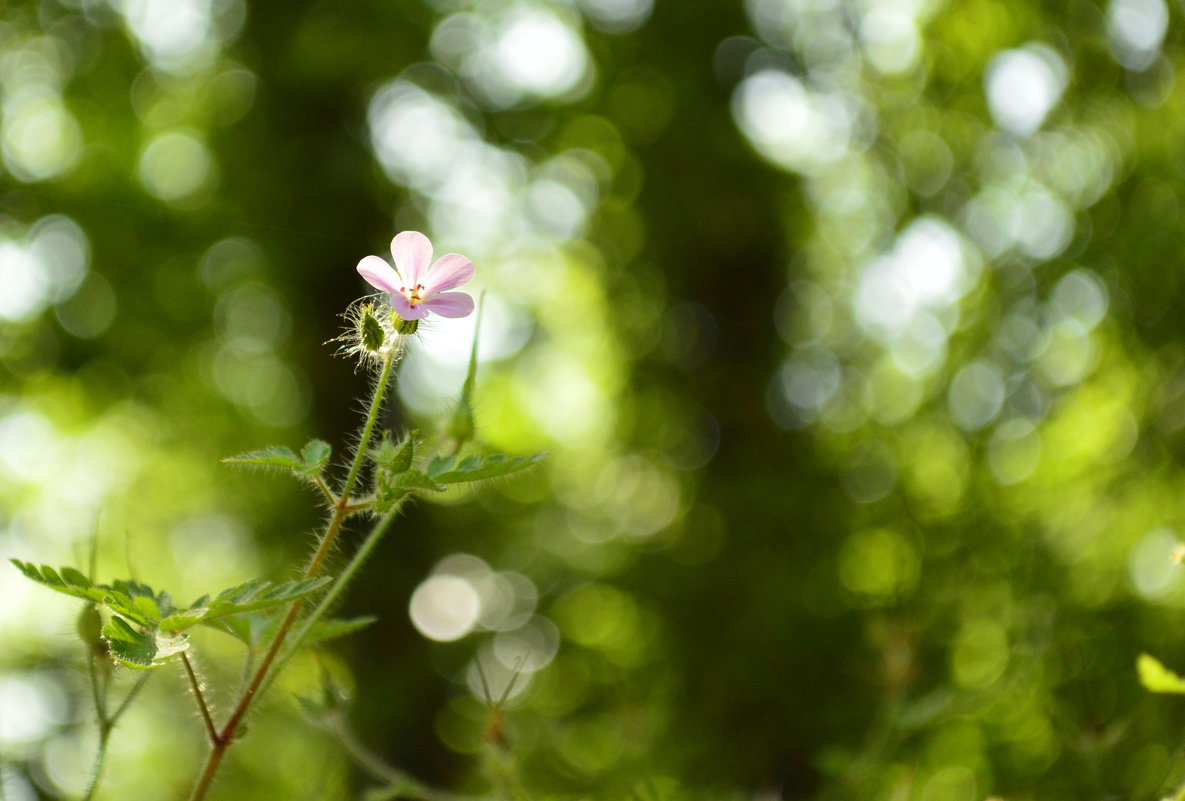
[402,284,426,306]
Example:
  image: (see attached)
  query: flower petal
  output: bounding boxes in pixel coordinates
[357,255,401,294]
[391,231,432,287]
[423,291,475,318]
[389,293,429,320]
[422,253,475,296]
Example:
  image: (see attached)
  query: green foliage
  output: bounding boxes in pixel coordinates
[102,616,189,669]
[11,560,331,667]
[223,439,333,477]
[424,453,546,485]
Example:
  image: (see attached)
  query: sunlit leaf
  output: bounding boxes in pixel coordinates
[202,576,332,621]
[424,453,546,484]
[102,615,188,669]
[223,445,302,470]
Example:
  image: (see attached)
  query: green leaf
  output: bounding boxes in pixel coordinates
[224,440,332,478]
[202,576,332,621]
[202,611,273,647]
[159,608,210,632]
[102,616,187,669]
[393,470,445,492]
[424,453,546,485]
[1139,653,1185,693]
[298,439,332,475]
[223,445,302,470]
[11,560,119,606]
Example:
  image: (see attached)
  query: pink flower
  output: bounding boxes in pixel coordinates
[356,231,475,321]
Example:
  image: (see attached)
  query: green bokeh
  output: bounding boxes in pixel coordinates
[4,0,1185,799]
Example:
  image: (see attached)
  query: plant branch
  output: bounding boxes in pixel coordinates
[187,349,396,801]
[258,500,404,701]
[181,652,218,744]
[109,672,150,727]
[313,475,338,508]
[82,656,150,801]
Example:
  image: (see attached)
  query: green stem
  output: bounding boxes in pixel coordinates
[187,349,396,801]
[80,727,110,801]
[109,673,150,726]
[81,658,149,801]
[181,652,218,744]
[257,500,404,701]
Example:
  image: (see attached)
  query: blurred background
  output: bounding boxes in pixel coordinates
[4,0,1185,798]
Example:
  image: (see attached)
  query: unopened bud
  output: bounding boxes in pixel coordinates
[77,604,106,657]
[447,398,475,447]
[358,304,386,352]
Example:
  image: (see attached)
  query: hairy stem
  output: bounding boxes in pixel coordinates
[258,500,403,701]
[313,475,338,508]
[187,349,396,801]
[181,652,218,744]
[82,657,149,801]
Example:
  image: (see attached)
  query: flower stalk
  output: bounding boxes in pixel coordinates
[187,347,398,801]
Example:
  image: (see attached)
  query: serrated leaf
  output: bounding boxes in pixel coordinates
[103,616,188,670]
[424,453,546,485]
[223,445,303,470]
[1139,653,1185,693]
[11,560,116,606]
[59,567,92,588]
[203,611,274,647]
[298,439,332,475]
[202,576,332,621]
[394,470,445,492]
[102,616,157,668]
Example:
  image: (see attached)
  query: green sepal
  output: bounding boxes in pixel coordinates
[1139,653,1185,694]
[424,453,546,485]
[359,303,386,352]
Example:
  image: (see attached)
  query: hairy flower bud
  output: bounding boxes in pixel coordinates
[359,304,386,352]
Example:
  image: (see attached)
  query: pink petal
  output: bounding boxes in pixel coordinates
[422,253,475,295]
[357,255,401,294]
[389,293,429,320]
[423,291,475,318]
[390,231,432,287]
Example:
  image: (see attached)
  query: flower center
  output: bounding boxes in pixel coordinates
[401,283,426,306]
